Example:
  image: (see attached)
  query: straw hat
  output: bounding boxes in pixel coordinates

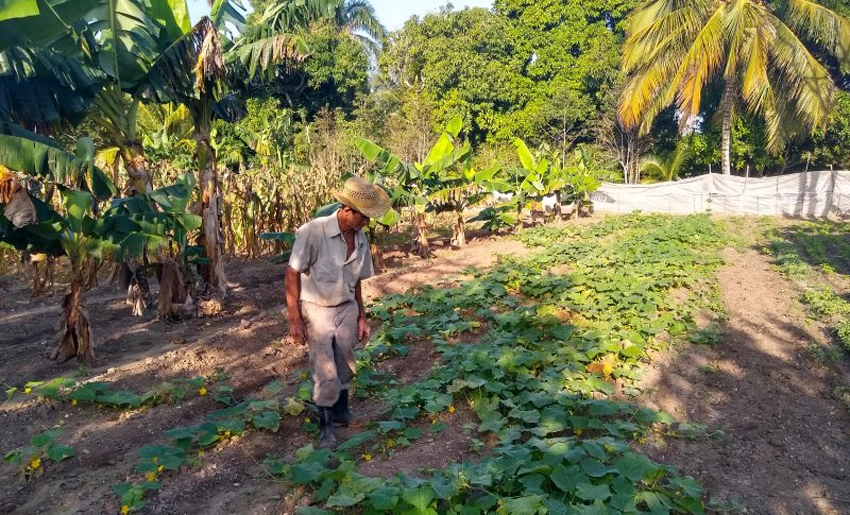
[331,176,391,219]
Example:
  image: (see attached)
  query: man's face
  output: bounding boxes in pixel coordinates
[344,206,370,231]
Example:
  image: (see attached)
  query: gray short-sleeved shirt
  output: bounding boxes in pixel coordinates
[288,209,373,307]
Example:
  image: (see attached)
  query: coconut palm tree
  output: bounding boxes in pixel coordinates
[333,0,385,59]
[618,0,850,175]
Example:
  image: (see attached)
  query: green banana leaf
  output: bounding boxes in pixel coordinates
[0,134,116,200]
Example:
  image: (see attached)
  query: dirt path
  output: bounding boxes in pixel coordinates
[641,247,850,515]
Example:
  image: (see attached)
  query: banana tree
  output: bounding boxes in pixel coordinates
[99,172,202,319]
[0,133,115,363]
[0,130,204,360]
[358,116,496,253]
[507,139,569,225]
[562,147,602,218]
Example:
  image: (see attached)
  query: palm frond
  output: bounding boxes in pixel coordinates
[669,5,727,119]
[785,0,850,63]
[770,18,835,131]
[342,0,386,42]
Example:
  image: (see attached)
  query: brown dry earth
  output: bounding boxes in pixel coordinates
[0,234,529,515]
[641,247,850,515]
[1,224,850,515]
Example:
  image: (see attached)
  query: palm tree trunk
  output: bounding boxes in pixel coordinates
[721,79,735,175]
[195,100,227,297]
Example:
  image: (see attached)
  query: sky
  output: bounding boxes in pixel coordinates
[187,0,494,31]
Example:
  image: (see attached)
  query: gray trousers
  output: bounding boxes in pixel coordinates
[301,300,358,407]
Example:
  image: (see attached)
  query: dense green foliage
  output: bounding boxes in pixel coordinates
[270,213,724,514]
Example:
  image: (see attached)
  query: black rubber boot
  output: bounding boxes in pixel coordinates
[331,389,351,427]
[317,407,337,449]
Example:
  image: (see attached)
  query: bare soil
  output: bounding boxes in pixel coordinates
[0,233,529,515]
[640,246,850,515]
[1,221,850,515]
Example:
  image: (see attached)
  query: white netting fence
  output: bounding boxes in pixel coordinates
[591,170,850,218]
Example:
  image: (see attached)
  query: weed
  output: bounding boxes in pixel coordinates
[690,323,722,346]
[699,363,718,374]
[833,384,850,411]
[835,319,850,352]
[801,288,850,319]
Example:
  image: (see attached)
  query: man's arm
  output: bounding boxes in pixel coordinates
[355,279,370,342]
[286,266,306,343]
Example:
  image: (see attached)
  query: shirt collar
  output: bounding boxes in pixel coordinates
[327,209,342,238]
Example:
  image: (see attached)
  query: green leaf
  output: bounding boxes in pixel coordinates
[326,489,365,507]
[296,508,333,515]
[513,138,535,171]
[291,461,326,484]
[579,457,611,478]
[403,485,435,511]
[252,411,281,431]
[60,188,92,233]
[357,138,387,161]
[550,464,580,493]
[0,0,40,21]
[575,482,611,501]
[497,495,545,515]
[46,444,75,462]
[445,114,463,137]
[147,0,191,38]
[369,486,401,510]
[614,453,655,482]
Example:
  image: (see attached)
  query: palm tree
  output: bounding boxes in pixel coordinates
[333,0,385,59]
[618,0,850,175]
[640,143,689,182]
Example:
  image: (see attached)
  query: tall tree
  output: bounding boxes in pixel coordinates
[618,0,850,175]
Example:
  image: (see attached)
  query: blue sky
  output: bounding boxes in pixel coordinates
[188,0,493,31]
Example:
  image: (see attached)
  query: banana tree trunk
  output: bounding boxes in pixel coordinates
[721,79,734,176]
[195,102,227,297]
[122,142,153,194]
[53,273,93,364]
[412,212,431,257]
[452,210,467,246]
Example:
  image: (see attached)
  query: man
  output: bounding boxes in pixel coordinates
[285,176,391,448]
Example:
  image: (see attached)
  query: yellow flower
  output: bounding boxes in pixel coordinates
[152,456,158,464]
[362,453,372,462]
[198,386,208,396]
[300,373,307,379]
[574,429,583,436]
[24,387,31,394]
[386,439,396,449]
[145,471,156,482]
[29,457,41,470]
[223,430,231,439]
[157,465,164,472]
[71,399,78,406]
[448,405,456,414]
[121,505,130,515]
[197,450,205,457]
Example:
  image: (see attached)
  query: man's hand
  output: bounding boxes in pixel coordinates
[289,317,307,345]
[358,316,371,342]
